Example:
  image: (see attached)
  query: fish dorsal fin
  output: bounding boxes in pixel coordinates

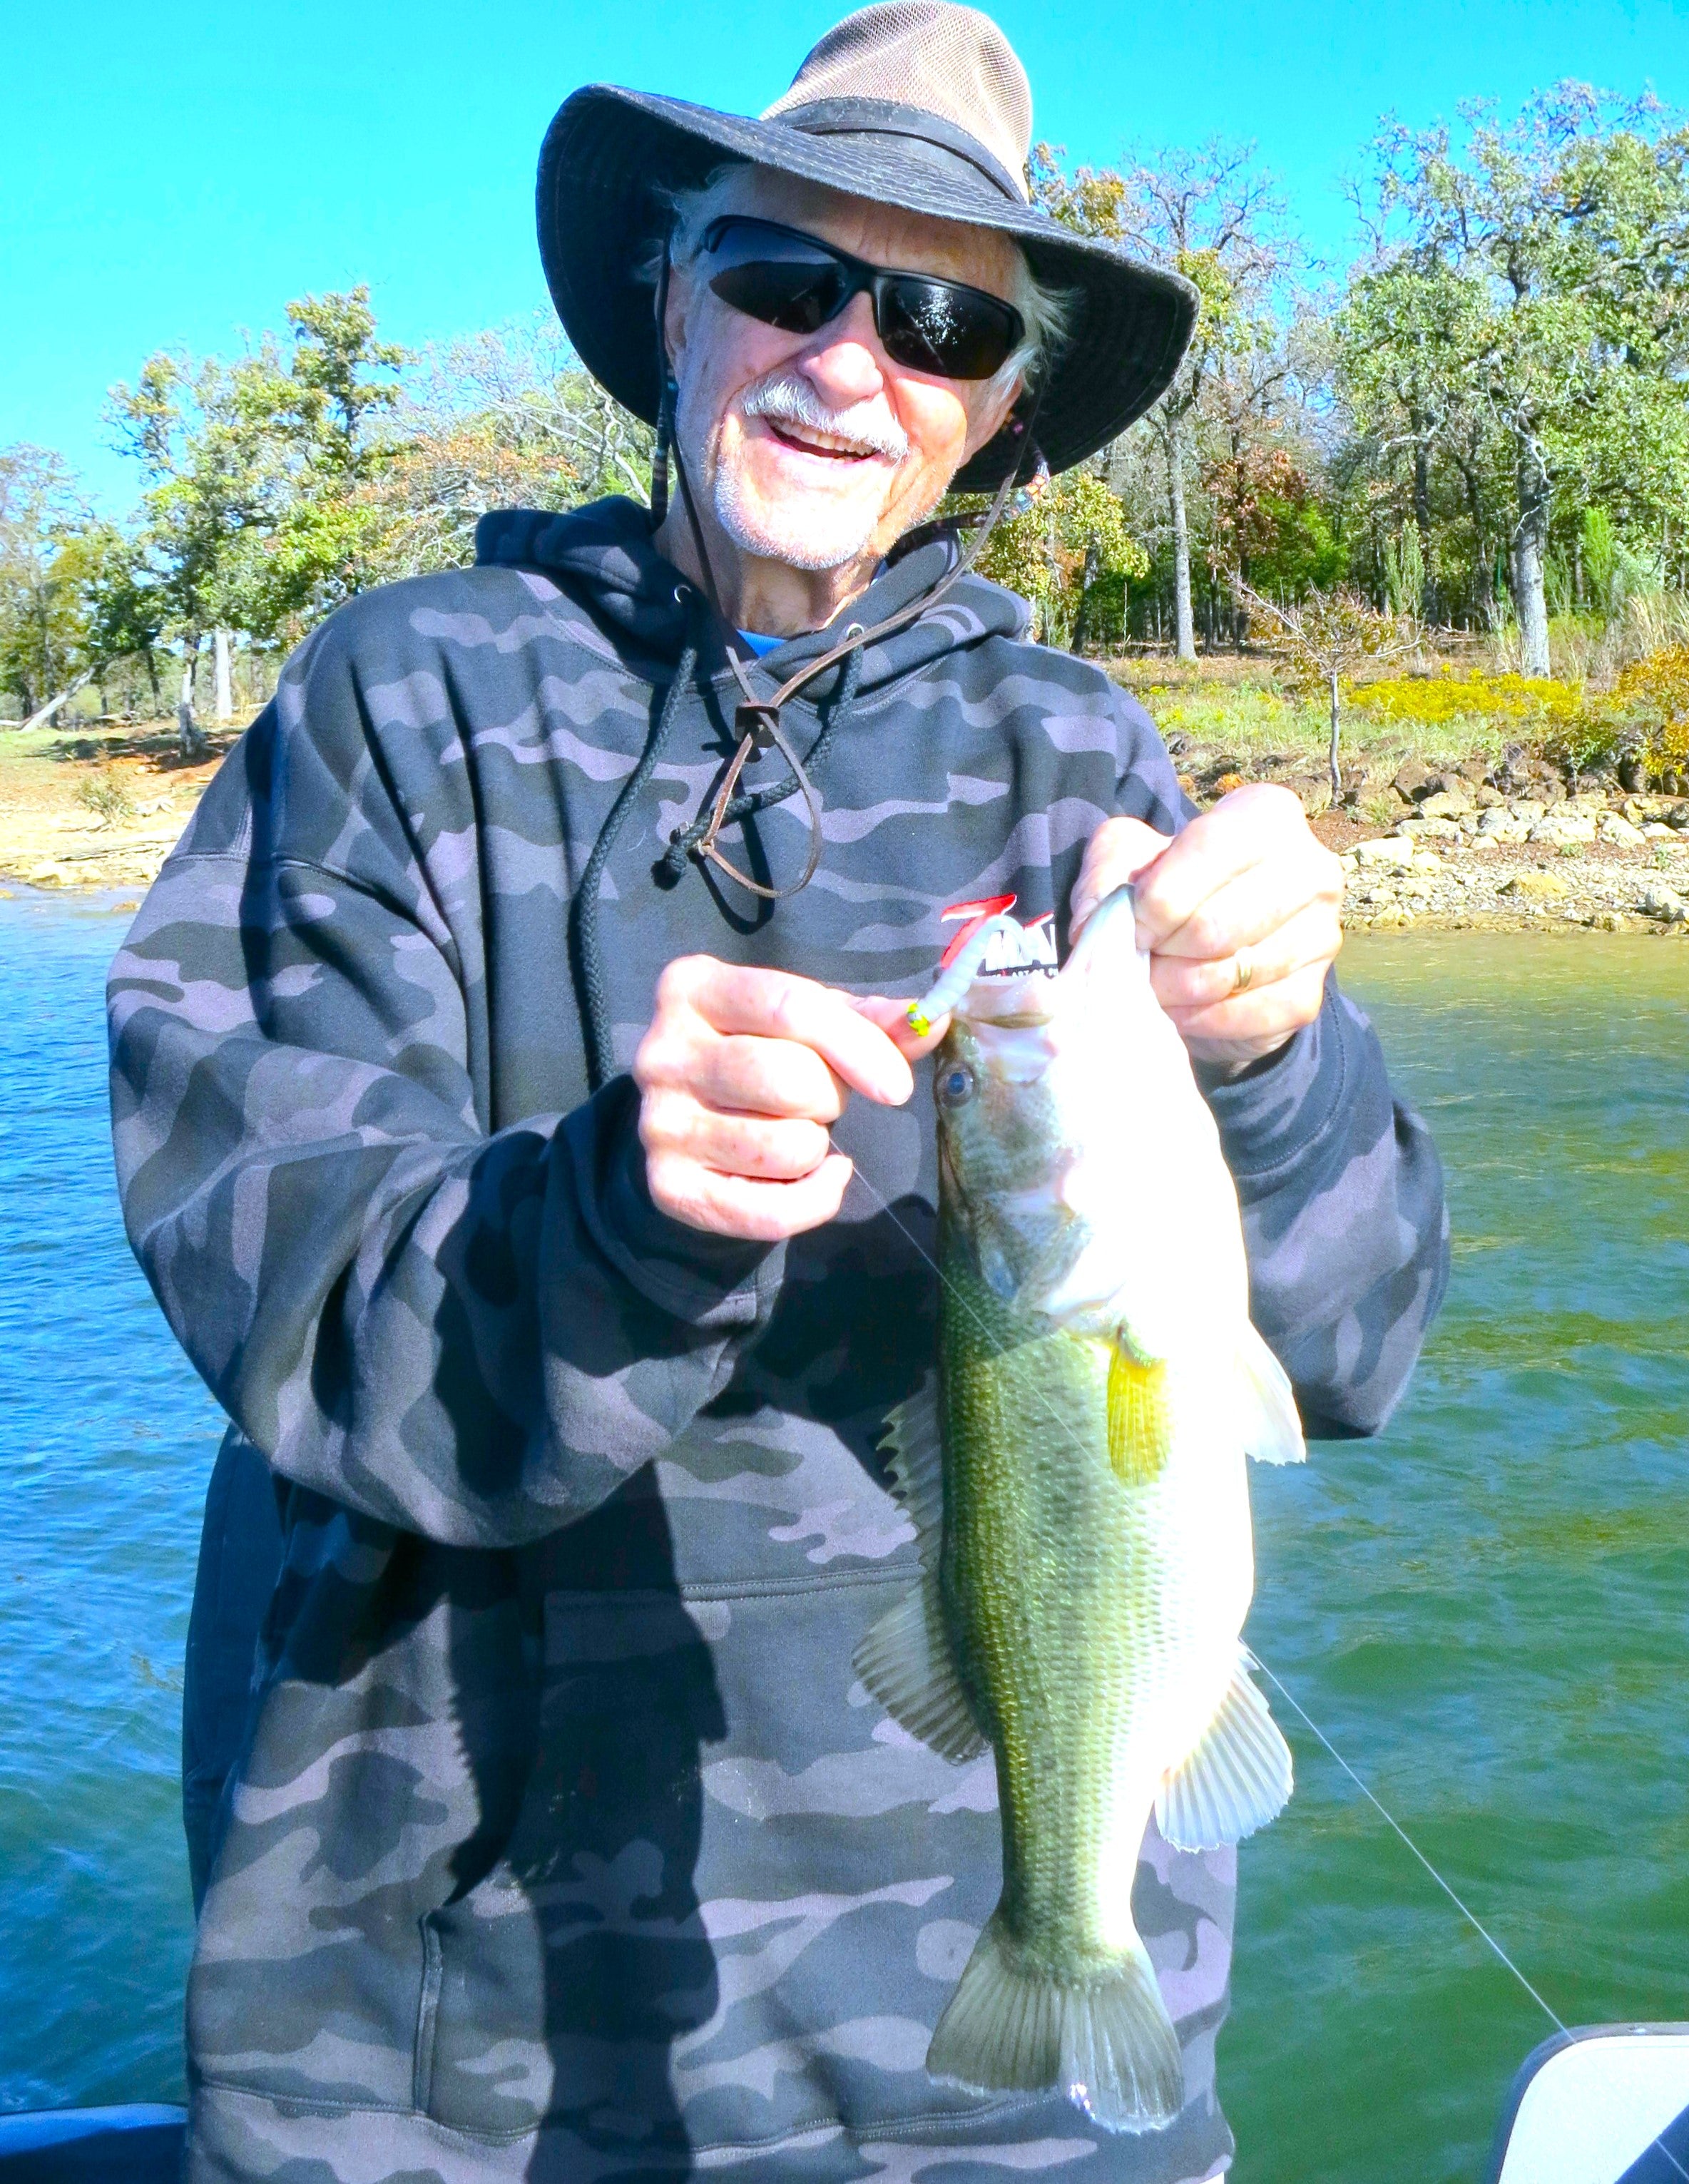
[1238,1322,1306,1466]
[1155,1652,1294,1850]
[857,1376,988,1763]
[880,1377,944,1567]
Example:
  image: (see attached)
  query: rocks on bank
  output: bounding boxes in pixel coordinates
[1156,735,1689,934]
[1333,791,1689,932]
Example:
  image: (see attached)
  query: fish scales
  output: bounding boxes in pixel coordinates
[857,886,1307,2136]
[939,1267,1250,1966]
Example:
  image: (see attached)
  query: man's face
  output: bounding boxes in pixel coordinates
[665,173,1024,577]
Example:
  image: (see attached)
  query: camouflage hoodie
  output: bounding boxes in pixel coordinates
[109,496,1447,2184]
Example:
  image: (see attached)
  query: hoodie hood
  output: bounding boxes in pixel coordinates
[474,496,1031,708]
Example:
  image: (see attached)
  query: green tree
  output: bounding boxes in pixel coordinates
[973,468,1149,649]
[255,286,412,622]
[67,522,168,712]
[0,445,94,721]
[110,347,287,743]
[110,289,412,738]
[1034,141,1299,660]
[1337,86,1689,671]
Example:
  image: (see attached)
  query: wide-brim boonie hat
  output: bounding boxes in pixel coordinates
[536,1,1198,492]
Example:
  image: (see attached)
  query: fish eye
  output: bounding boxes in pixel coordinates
[937,1063,976,1108]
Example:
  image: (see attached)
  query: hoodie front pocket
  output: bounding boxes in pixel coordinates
[420,1584,727,2143]
[422,1572,1001,2153]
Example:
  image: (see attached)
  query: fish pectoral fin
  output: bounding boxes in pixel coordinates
[879,1379,945,1565]
[1236,1322,1306,1466]
[1155,1653,1295,1850]
[927,1909,1183,2135]
[853,1580,987,1763]
[1107,1337,1172,1486]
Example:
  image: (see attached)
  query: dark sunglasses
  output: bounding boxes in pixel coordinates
[700,215,1026,383]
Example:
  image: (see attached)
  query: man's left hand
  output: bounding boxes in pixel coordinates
[1071,785,1344,1072]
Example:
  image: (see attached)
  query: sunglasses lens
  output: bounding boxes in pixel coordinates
[700,218,1024,382]
[705,223,849,335]
[879,277,1021,380]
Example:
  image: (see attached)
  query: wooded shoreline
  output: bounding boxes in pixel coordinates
[5,697,1685,937]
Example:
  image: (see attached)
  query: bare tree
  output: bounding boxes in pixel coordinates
[1036,142,1301,660]
[1235,581,1418,802]
[371,317,655,576]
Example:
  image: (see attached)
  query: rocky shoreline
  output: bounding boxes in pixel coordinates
[5,740,1689,939]
[1166,739,1689,936]
[1327,788,1689,935]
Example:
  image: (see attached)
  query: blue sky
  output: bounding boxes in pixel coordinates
[6,0,1685,509]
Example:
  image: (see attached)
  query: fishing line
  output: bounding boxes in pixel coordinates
[1245,1656,1568,2038]
[1249,1680,1689,2184]
[841,1155,1581,2049]
[847,1149,1689,2184]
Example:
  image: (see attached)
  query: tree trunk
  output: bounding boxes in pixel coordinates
[213,628,233,722]
[178,640,205,760]
[1328,668,1342,805]
[1068,546,1100,654]
[1412,444,1433,618]
[1511,444,1551,678]
[16,669,96,736]
[1165,421,1196,663]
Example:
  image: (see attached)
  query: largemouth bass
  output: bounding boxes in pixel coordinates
[857,887,1305,2134]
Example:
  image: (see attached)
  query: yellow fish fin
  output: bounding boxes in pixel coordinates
[1107,1337,1172,1486]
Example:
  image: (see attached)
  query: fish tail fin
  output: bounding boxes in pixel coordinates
[927,1910,1184,2135]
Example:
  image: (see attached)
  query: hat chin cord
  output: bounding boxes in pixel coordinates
[650,275,1043,902]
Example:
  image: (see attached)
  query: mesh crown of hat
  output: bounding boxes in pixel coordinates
[762,2,1034,202]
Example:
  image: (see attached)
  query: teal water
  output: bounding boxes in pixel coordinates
[1233,932,1689,2181]
[0,897,1685,2178]
[0,889,221,2111]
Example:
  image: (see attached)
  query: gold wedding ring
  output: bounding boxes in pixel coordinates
[1230,949,1255,996]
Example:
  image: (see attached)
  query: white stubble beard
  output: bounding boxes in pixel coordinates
[675,364,911,574]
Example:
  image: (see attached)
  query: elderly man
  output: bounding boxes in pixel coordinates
[110,6,1446,2181]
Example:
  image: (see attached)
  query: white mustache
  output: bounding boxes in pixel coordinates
[739,369,909,461]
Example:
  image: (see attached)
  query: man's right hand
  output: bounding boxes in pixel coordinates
[633,957,922,1242]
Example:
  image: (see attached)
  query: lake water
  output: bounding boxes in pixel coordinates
[0,891,1685,2180]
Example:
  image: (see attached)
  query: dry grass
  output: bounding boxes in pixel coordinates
[0,715,244,891]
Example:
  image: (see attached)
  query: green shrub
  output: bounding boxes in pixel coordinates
[1608,646,1689,787]
[75,770,134,827]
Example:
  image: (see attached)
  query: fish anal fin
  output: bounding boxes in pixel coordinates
[853,1579,986,1762]
[1108,1340,1172,1486]
[1155,1654,1294,1850]
[927,1909,1183,2135]
[1238,1322,1306,1465]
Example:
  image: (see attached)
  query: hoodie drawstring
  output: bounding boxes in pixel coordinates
[571,603,703,1091]
[658,643,864,892]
